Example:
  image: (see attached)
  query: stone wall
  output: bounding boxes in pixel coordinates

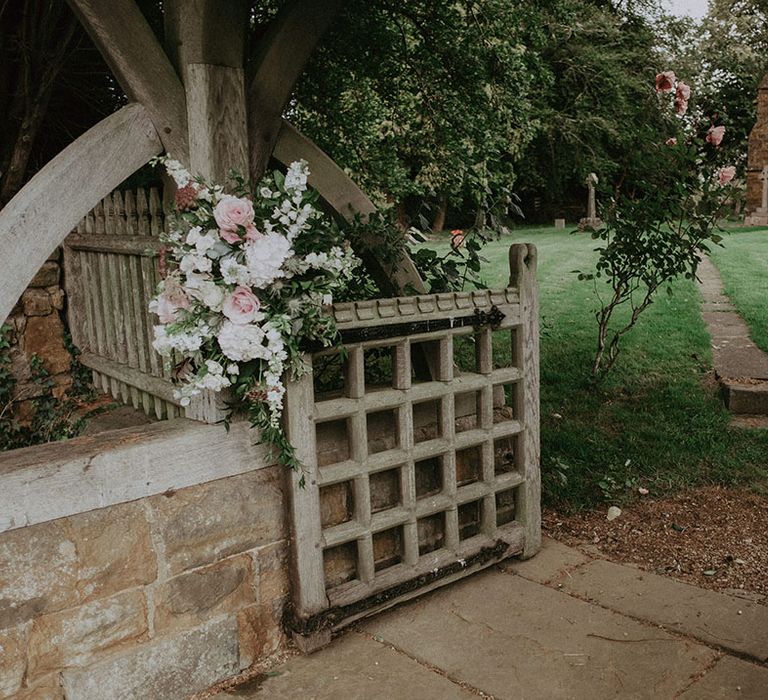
[4,248,71,422]
[746,74,768,217]
[0,420,288,699]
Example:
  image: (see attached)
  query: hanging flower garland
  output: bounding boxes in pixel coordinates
[149,157,359,470]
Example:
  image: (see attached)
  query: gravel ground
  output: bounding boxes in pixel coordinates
[544,486,768,603]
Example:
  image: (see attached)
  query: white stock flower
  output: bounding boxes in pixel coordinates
[198,281,225,311]
[164,159,192,188]
[179,253,212,274]
[220,256,250,286]
[284,160,309,192]
[186,226,203,246]
[152,325,205,355]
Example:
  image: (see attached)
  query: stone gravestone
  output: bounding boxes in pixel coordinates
[745,165,768,226]
[579,172,602,229]
[554,218,565,229]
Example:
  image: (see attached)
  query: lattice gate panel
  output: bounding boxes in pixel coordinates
[284,243,541,650]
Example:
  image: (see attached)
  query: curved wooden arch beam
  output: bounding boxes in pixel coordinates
[66,0,189,161]
[247,0,344,181]
[0,104,163,323]
[274,121,426,295]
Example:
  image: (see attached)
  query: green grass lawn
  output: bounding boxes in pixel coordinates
[709,226,768,354]
[429,227,768,510]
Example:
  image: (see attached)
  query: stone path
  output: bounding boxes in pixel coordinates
[220,538,768,699]
[697,256,768,419]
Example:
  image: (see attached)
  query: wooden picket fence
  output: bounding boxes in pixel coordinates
[62,186,183,419]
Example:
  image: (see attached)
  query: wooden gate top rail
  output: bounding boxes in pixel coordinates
[331,288,520,329]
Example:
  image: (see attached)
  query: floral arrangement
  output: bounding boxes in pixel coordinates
[149,157,359,470]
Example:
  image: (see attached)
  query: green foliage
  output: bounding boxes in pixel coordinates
[293,0,545,218]
[656,0,768,170]
[0,324,91,451]
[516,0,664,217]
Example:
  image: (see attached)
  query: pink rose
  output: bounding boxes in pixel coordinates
[674,81,691,115]
[222,286,262,324]
[706,125,725,147]
[665,137,677,146]
[717,166,736,186]
[675,81,691,101]
[214,195,256,244]
[154,290,189,324]
[655,71,676,93]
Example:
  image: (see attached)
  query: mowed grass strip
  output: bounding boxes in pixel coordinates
[709,226,768,354]
[427,227,768,510]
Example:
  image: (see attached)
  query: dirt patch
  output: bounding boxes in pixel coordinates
[544,486,768,603]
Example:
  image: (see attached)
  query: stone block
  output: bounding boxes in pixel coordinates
[153,554,255,635]
[26,589,148,678]
[49,288,65,311]
[504,536,590,584]
[149,468,285,576]
[0,520,79,630]
[66,501,157,603]
[237,598,286,667]
[10,675,63,700]
[22,314,70,375]
[256,541,290,603]
[0,502,156,630]
[0,625,27,699]
[29,262,60,288]
[21,289,53,317]
[61,616,241,700]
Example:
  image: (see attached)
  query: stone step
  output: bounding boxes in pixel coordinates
[722,380,768,415]
[730,414,768,429]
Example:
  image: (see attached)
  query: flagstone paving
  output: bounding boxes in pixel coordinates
[697,256,768,421]
[219,537,768,699]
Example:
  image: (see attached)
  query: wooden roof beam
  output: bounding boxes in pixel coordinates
[0,105,163,324]
[65,0,189,161]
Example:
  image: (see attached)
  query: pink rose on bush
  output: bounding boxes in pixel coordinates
[214,195,256,244]
[222,286,262,324]
[706,125,725,147]
[674,81,691,115]
[717,166,736,186]
[665,137,677,146]
[655,71,676,93]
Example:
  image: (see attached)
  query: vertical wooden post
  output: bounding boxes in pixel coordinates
[283,356,330,652]
[164,0,250,422]
[509,243,541,558]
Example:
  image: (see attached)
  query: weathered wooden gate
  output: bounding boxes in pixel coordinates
[284,242,540,650]
[62,186,225,422]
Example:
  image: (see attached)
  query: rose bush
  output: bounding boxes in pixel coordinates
[578,72,737,376]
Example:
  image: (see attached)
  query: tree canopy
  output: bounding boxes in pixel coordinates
[1,0,764,225]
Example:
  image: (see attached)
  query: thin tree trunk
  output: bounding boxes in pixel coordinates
[432,194,448,232]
